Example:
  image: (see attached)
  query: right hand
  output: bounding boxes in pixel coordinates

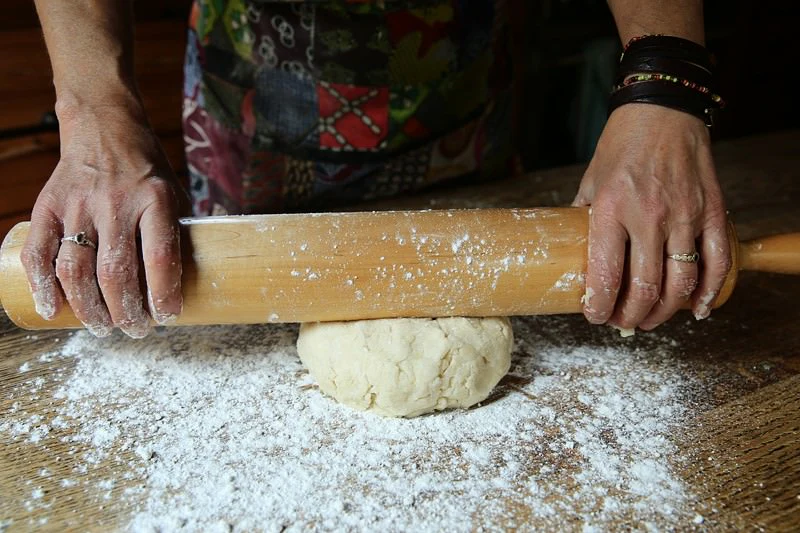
[21,98,186,338]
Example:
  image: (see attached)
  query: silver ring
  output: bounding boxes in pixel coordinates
[667,252,700,263]
[61,232,97,250]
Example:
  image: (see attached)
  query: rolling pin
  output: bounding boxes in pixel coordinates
[1,208,798,330]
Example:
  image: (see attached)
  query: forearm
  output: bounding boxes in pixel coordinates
[34,0,140,117]
[606,0,704,45]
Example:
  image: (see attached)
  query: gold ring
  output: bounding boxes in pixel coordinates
[667,252,699,263]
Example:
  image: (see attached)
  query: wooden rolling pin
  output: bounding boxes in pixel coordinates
[1,208,798,330]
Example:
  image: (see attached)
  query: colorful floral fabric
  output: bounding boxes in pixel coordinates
[183,0,516,215]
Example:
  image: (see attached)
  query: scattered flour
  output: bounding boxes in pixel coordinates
[1,317,700,531]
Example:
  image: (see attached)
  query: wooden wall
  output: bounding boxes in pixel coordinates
[0,0,191,242]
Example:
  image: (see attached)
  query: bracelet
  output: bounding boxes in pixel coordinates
[611,35,724,128]
[608,81,719,127]
[617,73,725,108]
[617,55,714,88]
[622,35,713,70]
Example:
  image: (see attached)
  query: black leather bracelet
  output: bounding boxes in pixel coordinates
[622,35,713,71]
[608,81,718,127]
[612,36,723,128]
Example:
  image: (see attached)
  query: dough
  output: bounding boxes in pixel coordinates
[297,317,513,418]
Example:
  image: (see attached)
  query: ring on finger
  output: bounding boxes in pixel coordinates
[61,232,97,250]
[666,251,699,263]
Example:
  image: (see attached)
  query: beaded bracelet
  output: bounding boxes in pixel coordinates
[617,73,726,108]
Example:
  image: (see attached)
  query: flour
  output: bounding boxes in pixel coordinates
[2,317,700,531]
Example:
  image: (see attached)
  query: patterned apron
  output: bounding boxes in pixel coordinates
[183,0,516,215]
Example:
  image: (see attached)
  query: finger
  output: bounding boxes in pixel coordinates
[20,209,64,320]
[55,222,113,337]
[582,210,627,325]
[572,193,589,207]
[639,225,699,331]
[608,232,663,330]
[139,185,182,325]
[96,219,152,338]
[692,215,732,321]
[571,178,594,208]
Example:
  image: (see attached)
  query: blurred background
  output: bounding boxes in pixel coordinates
[1,0,798,241]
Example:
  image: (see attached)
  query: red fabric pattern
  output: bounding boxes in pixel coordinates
[317,82,389,151]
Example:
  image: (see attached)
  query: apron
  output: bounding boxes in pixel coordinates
[182,0,516,215]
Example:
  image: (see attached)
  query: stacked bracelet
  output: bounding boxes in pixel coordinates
[609,35,725,127]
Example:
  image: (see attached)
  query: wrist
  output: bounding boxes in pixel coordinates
[610,102,709,129]
[55,84,145,127]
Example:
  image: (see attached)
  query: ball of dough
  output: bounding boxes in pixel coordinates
[296,317,513,418]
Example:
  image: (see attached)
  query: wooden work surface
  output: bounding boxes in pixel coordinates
[1,130,799,530]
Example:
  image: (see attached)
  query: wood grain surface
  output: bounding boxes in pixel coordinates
[1,131,799,530]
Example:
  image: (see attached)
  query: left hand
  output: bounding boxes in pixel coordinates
[573,103,732,332]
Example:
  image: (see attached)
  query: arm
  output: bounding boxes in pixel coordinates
[607,0,704,45]
[36,0,139,114]
[573,0,731,331]
[22,0,184,338]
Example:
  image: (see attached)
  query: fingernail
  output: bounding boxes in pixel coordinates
[148,290,180,326]
[120,315,152,339]
[28,274,57,320]
[693,291,716,321]
[33,295,57,321]
[154,313,178,326]
[87,324,113,338]
[584,308,606,325]
[122,323,152,339]
[610,324,636,338]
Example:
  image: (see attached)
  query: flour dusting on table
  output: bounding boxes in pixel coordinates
[2,317,700,531]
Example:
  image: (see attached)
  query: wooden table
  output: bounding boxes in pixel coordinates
[2,131,799,530]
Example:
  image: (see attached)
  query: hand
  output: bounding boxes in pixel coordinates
[21,98,187,338]
[573,104,732,332]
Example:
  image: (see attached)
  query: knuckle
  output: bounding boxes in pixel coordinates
[55,257,89,283]
[596,268,622,293]
[671,276,698,299]
[704,206,729,231]
[720,253,733,275]
[144,179,175,205]
[97,255,135,286]
[631,278,660,304]
[106,188,129,211]
[145,243,178,268]
[590,199,618,221]
[704,194,726,215]
[32,192,61,216]
[20,245,43,271]
[707,251,733,276]
[643,201,669,224]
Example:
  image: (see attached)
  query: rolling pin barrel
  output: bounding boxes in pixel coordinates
[0,208,796,330]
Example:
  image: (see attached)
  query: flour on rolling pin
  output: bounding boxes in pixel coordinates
[250,211,555,312]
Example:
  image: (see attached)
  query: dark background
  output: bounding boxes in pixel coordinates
[521,0,799,168]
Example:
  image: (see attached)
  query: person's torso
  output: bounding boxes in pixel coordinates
[186,0,512,163]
